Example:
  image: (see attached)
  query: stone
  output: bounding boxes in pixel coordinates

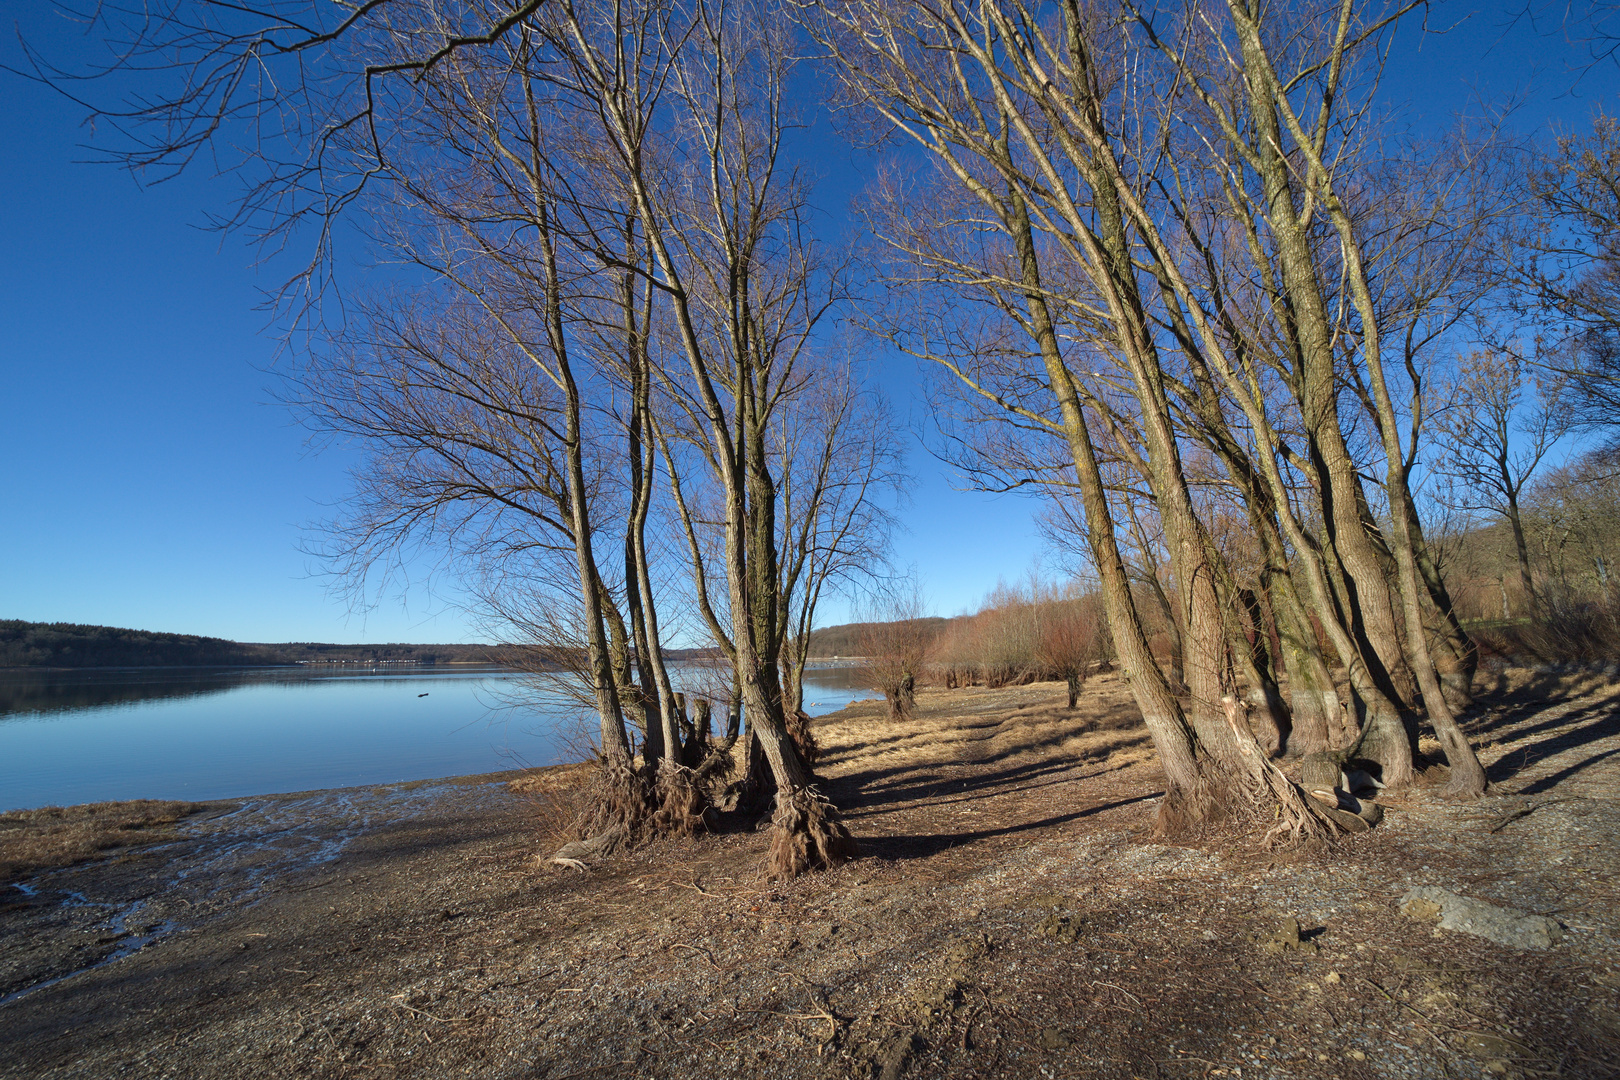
[1454,1032,1529,1059]
[1253,915,1318,954]
[1399,887,1563,950]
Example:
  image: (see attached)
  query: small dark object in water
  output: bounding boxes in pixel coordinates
[418,693,429,698]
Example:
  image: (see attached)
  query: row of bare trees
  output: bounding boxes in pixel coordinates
[804,0,1619,839]
[800,0,1518,839]
[46,0,904,875]
[928,580,1108,704]
[43,0,1620,861]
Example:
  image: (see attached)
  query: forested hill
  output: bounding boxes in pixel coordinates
[0,620,503,669]
[805,618,950,657]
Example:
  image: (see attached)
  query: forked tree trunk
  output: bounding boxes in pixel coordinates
[1234,588,1292,757]
[1005,191,1215,828]
[1238,25,1420,720]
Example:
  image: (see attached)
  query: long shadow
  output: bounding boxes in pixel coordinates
[825,728,1150,798]
[854,792,1162,862]
[1464,700,1613,747]
[1463,670,1617,735]
[1518,746,1620,796]
[826,757,1097,813]
[1484,707,1620,787]
[831,767,1101,823]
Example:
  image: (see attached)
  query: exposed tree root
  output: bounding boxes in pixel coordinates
[691,742,734,792]
[650,761,710,837]
[785,708,820,766]
[549,754,652,864]
[1152,777,1224,836]
[717,732,776,816]
[1220,696,1349,848]
[766,785,858,881]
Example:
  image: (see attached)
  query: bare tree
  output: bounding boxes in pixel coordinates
[809,0,1392,839]
[42,0,884,875]
[1433,350,1573,613]
[542,0,862,875]
[1519,115,1620,441]
[1033,583,1106,709]
[774,370,905,718]
[859,586,936,720]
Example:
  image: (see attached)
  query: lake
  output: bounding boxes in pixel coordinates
[0,663,876,812]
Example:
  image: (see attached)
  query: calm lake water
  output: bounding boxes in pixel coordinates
[0,663,875,811]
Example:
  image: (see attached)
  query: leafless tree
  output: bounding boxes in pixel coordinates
[859,585,936,720]
[775,372,905,718]
[39,0,893,876]
[809,0,1409,838]
[1517,115,1620,441]
[1433,350,1573,613]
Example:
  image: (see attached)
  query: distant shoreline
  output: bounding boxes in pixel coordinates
[0,660,512,673]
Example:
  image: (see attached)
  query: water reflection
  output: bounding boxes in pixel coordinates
[0,663,875,810]
[0,665,512,720]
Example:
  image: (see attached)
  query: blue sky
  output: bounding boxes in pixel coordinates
[0,2,1613,644]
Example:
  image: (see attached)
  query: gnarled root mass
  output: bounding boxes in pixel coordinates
[1159,702,1386,854]
[650,761,711,837]
[1206,696,1381,848]
[1152,776,1224,837]
[786,709,820,766]
[550,755,653,864]
[767,785,858,881]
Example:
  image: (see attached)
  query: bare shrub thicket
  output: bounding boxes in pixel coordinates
[931,579,1110,705]
[1444,445,1620,660]
[860,592,938,720]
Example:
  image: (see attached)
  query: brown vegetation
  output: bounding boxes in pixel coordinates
[5,670,1618,1079]
[0,800,203,878]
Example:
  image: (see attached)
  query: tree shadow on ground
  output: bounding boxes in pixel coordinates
[851,792,1163,862]
[1478,697,1620,789]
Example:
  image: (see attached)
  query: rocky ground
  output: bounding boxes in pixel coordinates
[1,666,1617,1080]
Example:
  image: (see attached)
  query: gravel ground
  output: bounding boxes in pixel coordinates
[1,667,1616,1080]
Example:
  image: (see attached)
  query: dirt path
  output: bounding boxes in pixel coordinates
[2,669,1617,1080]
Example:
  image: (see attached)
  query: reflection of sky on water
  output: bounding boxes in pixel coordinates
[0,664,874,811]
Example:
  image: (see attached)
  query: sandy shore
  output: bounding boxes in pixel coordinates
[2,669,1617,1079]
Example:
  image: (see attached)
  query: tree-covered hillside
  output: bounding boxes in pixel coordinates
[0,620,503,668]
[805,618,950,657]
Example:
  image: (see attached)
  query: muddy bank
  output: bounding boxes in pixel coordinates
[2,669,1617,1079]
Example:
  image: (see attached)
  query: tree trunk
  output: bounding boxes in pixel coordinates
[1234,588,1292,757]
[1005,189,1215,829]
[1508,492,1536,614]
[1400,486,1478,706]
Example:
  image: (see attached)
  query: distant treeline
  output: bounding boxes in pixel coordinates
[805,618,951,657]
[0,620,504,669]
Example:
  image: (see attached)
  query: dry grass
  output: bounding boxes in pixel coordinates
[504,762,594,852]
[816,670,1157,781]
[0,799,204,878]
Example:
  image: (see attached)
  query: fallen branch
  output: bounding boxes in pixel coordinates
[1488,798,1575,834]
[387,995,474,1023]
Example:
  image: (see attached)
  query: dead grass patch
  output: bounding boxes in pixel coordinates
[0,799,204,878]
[816,672,1155,780]
[505,762,594,851]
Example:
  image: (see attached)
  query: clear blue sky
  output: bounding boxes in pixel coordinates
[0,2,1612,644]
